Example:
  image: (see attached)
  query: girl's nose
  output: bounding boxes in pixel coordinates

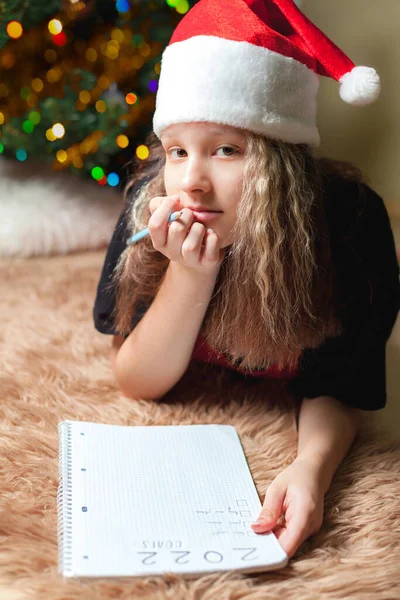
[180,158,211,195]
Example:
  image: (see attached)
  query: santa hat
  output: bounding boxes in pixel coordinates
[153,0,381,147]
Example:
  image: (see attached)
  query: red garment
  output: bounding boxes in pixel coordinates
[191,334,299,379]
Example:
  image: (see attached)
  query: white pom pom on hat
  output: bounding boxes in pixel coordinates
[153,0,381,147]
[339,66,381,106]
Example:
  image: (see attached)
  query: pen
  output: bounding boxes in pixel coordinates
[126,211,183,245]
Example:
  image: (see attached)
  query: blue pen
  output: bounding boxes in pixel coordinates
[126,211,183,245]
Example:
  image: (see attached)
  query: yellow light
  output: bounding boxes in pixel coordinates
[6,21,23,39]
[106,40,119,60]
[46,68,61,83]
[52,123,65,138]
[31,78,44,92]
[48,19,63,35]
[46,129,57,141]
[56,150,67,163]
[116,135,129,149]
[0,113,4,125]
[136,145,150,160]
[80,140,92,154]
[154,62,161,75]
[79,90,91,103]
[132,56,144,69]
[73,156,83,169]
[85,48,98,62]
[111,28,124,43]
[98,75,110,90]
[95,100,107,113]
[125,93,137,105]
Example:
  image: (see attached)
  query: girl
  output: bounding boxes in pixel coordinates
[93,0,400,559]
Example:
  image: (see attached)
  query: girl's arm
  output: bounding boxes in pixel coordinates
[295,395,362,493]
[251,395,362,557]
[114,260,219,401]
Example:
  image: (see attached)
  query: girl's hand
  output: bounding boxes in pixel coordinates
[251,458,325,558]
[148,195,225,275]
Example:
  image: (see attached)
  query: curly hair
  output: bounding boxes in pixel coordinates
[111,130,364,371]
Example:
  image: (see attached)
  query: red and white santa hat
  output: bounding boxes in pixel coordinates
[153,0,381,147]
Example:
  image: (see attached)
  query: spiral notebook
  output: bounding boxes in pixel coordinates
[57,420,288,579]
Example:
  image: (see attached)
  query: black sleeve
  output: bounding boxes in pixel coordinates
[288,182,400,411]
[93,180,149,336]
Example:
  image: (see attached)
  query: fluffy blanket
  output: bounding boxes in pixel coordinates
[1,251,399,600]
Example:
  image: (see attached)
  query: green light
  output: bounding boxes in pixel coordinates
[91,166,104,180]
[0,143,4,154]
[29,111,41,125]
[133,34,144,46]
[166,0,180,6]
[22,120,34,134]
[20,86,30,100]
[176,0,190,13]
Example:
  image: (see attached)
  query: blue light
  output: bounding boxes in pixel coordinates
[148,79,158,93]
[16,149,27,162]
[107,172,120,187]
[116,0,130,13]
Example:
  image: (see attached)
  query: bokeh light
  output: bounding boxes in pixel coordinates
[95,100,107,113]
[116,135,129,149]
[136,145,150,160]
[85,48,98,62]
[31,78,44,92]
[91,166,104,180]
[29,111,41,125]
[56,150,68,163]
[48,19,63,35]
[79,90,91,103]
[46,129,57,141]
[107,172,120,187]
[6,21,23,39]
[16,149,28,161]
[116,0,130,13]
[53,32,68,46]
[125,93,138,105]
[176,0,190,14]
[52,123,65,138]
[148,80,158,93]
[22,120,34,134]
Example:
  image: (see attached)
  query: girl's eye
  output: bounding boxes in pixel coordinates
[216,146,237,157]
[170,148,187,159]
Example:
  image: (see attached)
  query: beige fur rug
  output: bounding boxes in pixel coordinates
[1,250,400,600]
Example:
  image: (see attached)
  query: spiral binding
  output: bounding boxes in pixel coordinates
[57,421,73,576]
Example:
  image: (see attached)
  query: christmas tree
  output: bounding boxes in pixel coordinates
[0,0,197,189]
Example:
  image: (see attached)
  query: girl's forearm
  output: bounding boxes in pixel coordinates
[295,396,362,493]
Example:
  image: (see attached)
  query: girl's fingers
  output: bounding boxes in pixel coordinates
[273,512,309,558]
[201,229,219,263]
[181,222,207,262]
[149,196,181,246]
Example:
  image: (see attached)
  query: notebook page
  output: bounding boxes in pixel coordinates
[60,421,287,578]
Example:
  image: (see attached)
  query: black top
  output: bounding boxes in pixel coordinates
[93,175,400,411]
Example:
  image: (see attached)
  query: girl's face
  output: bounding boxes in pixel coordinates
[160,121,247,248]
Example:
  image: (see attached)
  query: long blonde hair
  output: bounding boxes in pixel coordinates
[112,130,364,371]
